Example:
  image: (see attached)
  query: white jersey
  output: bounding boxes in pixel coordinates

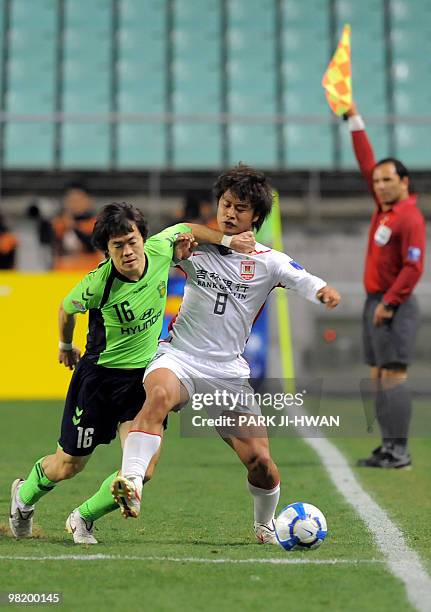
[167,243,327,361]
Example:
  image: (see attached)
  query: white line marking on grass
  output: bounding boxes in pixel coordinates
[306,437,431,612]
[0,554,383,565]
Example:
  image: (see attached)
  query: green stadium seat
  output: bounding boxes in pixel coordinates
[390,0,431,27]
[10,0,56,30]
[61,123,110,169]
[284,124,333,169]
[121,0,166,29]
[64,0,111,31]
[117,123,166,169]
[172,123,222,168]
[334,0,387,116]
[4,122,55,168]
[228,0,275,33]
[281,0,330,117]
[228,124,278,168]
[118,4,166,116]
[394,124,431,169]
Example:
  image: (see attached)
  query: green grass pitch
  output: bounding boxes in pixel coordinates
[0,401,429,611]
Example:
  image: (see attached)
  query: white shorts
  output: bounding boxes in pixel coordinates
[144,342,261,416]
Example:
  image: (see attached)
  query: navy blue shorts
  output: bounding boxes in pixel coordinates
[59,358,147,456]
[362,294,420,368]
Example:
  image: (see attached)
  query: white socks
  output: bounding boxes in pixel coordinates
[248,481,280,524]
[122,431,161,483]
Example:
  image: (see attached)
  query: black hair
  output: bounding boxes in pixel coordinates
[92,202,148,254]
[213,163,273,231]
[374,157,410,180]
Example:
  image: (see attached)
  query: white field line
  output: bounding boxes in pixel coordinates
[305,436,431,612]
[0,554,383,565]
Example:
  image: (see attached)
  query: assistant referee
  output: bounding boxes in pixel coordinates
[345,102,426,469]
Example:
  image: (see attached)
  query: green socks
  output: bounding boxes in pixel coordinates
[19,457,57,506]
[78,471,119,522]
[19,462,120,522]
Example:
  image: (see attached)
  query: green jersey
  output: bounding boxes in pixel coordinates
[63,223,190,369]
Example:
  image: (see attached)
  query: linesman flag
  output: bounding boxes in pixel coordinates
[322,24,352,115]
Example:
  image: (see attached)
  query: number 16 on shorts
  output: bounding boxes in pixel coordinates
[76,427,94,449]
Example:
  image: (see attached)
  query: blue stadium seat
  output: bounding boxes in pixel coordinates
[284,124,333,169]
[4,122,55,168]
[61,123,110,169]
[172,123,222,168]
[228,124,278,168]
[117,123,166,169]
[394,124,431,169]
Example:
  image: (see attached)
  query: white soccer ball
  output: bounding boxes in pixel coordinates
[275,502,327,551]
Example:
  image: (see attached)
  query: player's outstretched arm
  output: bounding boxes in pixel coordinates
[58,302,81,370]
[186,223,256,254]
[316,285,341,309]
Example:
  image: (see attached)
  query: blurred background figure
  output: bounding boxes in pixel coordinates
[51,182,102,271]
[0,213,18,269]
[174,192,218,229]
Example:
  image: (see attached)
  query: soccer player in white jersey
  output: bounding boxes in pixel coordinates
[113,164,340,543]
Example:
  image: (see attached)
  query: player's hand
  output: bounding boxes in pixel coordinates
[229,231,256,254]
[59,347,81,370]
[316,286,340,309]
[373,302,394,326]
[174,233,198,260]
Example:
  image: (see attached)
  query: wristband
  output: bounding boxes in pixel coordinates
[59,341,73,351]
[221,234,233,248]
[347,115,365,132]
[382,302,396,312]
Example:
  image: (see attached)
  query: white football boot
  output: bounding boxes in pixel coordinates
[9,479,34,539]
[65,509,97,545]
[254,520,278,544]
[111,475,142,519]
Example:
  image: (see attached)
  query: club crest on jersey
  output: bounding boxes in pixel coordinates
[157,281,166,298]
[240,260,255,280]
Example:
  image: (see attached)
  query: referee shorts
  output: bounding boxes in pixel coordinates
[362,293,420,368]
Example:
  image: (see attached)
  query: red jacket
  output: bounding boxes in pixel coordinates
[351,129,426,305]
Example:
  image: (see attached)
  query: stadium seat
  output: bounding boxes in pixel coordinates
[117,3,166,118]
[61,123,110,169]
[4,122,55,168]
[7,0,56,114]
[9,0,56,29]
[172,123,222,168]
[334,0,388,117]
[228,124,278,168]
[281,0,330,117]
[394,124,431,169]
[63,1,112,114]
[284,124,333,169]
[117,123,166,169]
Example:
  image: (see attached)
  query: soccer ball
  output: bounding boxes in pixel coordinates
[275,502,327,551]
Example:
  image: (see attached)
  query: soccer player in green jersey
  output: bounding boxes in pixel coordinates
[9,202,255,543]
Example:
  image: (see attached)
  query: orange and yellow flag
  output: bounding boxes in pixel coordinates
[322,24,352,116]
